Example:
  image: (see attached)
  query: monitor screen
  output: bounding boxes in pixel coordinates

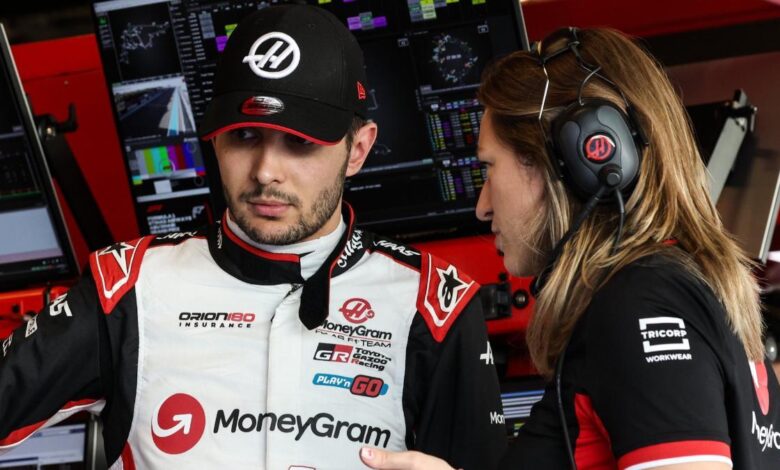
[500,376,545,438]
[0,24,78,290]
[0,423,86,469]
[91,0,527,237]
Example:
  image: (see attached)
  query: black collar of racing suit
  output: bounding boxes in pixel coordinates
[207,202,368,329]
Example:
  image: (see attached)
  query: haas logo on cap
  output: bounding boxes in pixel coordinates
[584,134,616,162]
[151,393,206,454]
[243,32,301,79]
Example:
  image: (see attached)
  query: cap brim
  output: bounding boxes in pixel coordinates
[199,91,352,146]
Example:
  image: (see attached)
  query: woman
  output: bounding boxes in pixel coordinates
[361,27,780,470]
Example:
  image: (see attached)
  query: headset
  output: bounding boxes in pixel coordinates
[528,28,649,469]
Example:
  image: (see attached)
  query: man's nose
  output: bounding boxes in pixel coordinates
[252,144,286,186]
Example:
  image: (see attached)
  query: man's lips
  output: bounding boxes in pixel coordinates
[248,200,291,217]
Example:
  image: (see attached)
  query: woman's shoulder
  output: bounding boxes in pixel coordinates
[583,252,727,341]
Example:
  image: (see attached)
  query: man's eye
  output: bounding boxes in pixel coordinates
[232,128,260,141]
[286,134,314,146]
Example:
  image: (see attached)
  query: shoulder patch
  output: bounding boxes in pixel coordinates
[416,253,480,342]
[89,237,154,314]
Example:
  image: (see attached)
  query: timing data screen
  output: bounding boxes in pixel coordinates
[92,0,526,237]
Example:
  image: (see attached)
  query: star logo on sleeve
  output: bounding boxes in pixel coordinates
[100,242,136,276]
[436,265,469,314]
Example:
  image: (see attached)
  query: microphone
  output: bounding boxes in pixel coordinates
[530,184,609,297]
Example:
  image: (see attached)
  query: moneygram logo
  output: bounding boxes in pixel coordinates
[215,409,391,448]
[152,393,206,454]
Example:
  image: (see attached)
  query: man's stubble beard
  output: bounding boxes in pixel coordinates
[226,154,348,245]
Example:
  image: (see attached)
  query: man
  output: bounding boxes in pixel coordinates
[0,4,506,469]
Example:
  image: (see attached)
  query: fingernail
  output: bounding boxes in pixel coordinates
[361,448,374,459]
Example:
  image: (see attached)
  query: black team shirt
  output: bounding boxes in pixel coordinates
[503,254,780,469]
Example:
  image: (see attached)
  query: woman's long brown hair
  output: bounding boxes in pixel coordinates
[477,28,763,377]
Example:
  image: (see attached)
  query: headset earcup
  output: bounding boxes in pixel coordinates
[549,99,640,200]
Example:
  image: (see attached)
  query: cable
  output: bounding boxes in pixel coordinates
[532,185,609,296]
[556,339,577,470]
[612,189,625,256]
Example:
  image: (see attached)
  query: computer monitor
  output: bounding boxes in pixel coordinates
[0,23,78,291]
[91,0,528,237]
[0,422,87,469]
[500,376,545,438]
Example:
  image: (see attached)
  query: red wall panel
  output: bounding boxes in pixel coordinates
[522,0,780,41]
[11,35,139,269]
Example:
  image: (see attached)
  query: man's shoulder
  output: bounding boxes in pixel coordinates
[88,231,207,313]
[359,231,422,272]
[362,231,482,342]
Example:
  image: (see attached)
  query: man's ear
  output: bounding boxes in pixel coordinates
[346,121,378,177]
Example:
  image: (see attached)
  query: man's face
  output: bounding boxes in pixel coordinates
[476,110,545,277]
[213,127,350,245]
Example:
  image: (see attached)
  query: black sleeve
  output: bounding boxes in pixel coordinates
[583,264,732,467]
[404,296,508,470]
[0,273,112,447]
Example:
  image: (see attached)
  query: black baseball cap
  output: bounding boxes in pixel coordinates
[199,4,368,145]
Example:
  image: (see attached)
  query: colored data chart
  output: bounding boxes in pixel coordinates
[347,12,388,31]
[132,143,203,184]
[439,156,485,201]
[407,0,488,23]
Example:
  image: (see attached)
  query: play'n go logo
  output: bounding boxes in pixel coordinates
[151,393,206,454]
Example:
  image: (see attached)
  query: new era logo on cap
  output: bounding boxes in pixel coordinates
[242,31,301,79]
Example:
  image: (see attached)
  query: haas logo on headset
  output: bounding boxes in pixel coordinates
[584,134,616,162]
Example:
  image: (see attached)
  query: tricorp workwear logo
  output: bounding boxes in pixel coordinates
[151,393,206,454]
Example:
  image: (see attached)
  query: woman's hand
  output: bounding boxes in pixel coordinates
[359,448,457,470]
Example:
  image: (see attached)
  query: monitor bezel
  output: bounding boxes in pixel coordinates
[0,23,79,291]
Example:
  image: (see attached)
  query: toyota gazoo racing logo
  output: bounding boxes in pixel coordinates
[312,373,388,398]
[339,298,375,324]
[178,311,256,329]
[584,134,616,162]
[243,31,301,79]
[152,394,206,454]
[313,342,391,371]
